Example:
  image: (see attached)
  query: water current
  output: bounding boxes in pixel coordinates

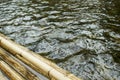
[0,0,120,80]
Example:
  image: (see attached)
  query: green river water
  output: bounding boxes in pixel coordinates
[0,0,120,80]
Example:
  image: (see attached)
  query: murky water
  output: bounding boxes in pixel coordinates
[0,0,120,80]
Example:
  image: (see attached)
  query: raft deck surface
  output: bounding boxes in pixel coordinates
[0,70,8,80]
[0,33,81,80]
[0,47,48,80]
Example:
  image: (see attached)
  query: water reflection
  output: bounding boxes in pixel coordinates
[0,0,120,80]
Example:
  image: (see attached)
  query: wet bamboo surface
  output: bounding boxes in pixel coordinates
[0,59,25,80]
[0,33,81,80]
[0,70,7,80]
[0,47,41,80]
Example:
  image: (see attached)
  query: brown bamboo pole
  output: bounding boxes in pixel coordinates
[0,48,40,80]
[0,33,81,80]
[0,59,25,80]
[0,71,7,80]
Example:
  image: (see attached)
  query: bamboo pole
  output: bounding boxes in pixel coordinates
[0,33,81,80]
[0,48,40,80]
[0,59,25,80]
[0,70,7,80]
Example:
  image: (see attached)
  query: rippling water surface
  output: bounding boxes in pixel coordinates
[0,0,120,80]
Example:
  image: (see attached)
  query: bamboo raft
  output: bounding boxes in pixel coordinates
[0,33,81,80]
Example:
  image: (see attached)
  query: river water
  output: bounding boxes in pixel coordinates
[0,0,120,80]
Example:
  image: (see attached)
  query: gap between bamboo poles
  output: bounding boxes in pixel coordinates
[0,33,81,80]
